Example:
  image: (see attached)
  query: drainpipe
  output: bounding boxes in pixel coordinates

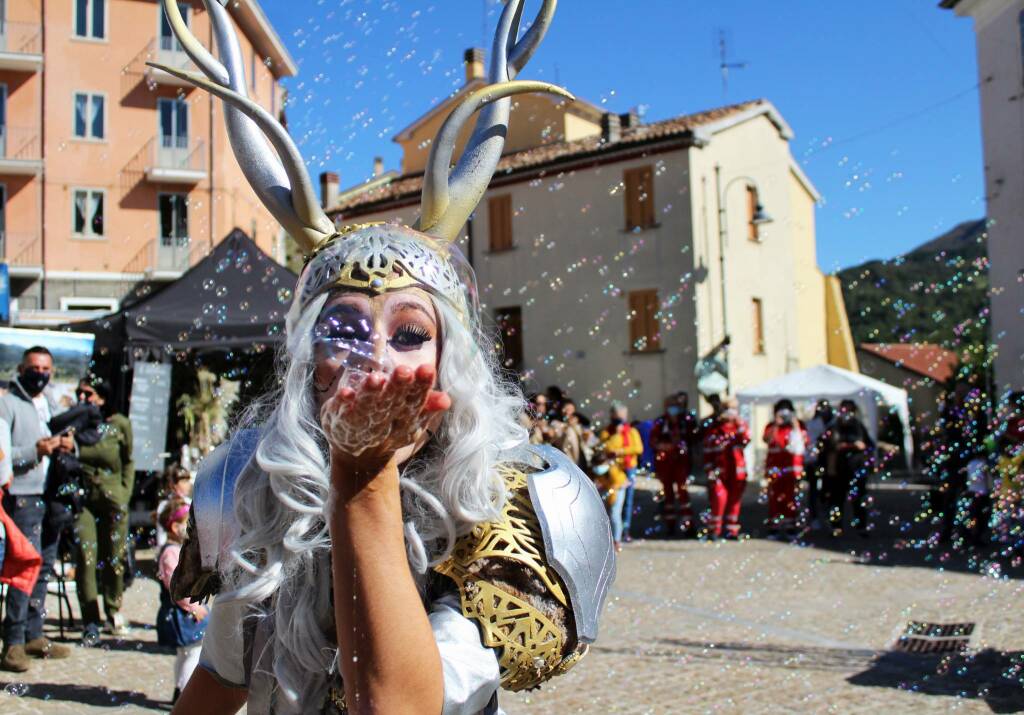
[208,17,215,251]
[39,0,46,308]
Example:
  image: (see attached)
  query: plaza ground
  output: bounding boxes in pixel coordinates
[1,477,1022,714]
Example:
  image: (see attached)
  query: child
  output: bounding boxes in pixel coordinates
[154,464,193,547]
[156,497,208,703]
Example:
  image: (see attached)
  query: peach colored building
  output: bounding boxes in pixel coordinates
[0,0,294,326]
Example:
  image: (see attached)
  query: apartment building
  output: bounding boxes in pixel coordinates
[941,0,1024,392]
[0,0,294,326]
[326,51,857,417]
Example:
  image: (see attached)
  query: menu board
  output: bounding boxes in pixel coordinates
[129,362,172,472]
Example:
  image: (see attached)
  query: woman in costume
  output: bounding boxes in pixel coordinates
[154,1,615,713]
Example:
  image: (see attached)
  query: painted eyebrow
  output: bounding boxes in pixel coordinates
[390,301,434,322]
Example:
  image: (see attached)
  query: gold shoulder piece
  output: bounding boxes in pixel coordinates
[435,462,587,691]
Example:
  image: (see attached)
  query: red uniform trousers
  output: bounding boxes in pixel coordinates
[708,466,746,537]
[656,457,694,531]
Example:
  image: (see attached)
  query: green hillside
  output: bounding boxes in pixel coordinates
[837,219,989,348]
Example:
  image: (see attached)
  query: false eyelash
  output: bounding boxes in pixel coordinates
[394,323,431,340]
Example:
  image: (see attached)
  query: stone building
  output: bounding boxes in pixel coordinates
[326,50,856,418]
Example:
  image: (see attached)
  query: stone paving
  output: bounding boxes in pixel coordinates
[1,478,1023,714]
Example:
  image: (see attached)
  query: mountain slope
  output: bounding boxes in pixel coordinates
[837,219,989,348]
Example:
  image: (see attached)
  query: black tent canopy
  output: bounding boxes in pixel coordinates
[72,229,298,409]
[77,229,297,354]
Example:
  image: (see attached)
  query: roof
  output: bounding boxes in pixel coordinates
[858,343,959,383]
[233,0,298,78]
[938,0,961,8]
[332,99,782,215]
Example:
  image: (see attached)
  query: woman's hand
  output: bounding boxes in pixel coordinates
[321,364,450,483]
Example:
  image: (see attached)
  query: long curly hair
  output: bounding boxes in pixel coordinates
[217,290,527,709]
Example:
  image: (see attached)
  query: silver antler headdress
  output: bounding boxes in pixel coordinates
[152,0,570,322]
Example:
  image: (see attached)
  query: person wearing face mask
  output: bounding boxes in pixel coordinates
[71,376,134,645]
[651,392,699,538]
[803,400,835,531]
[763,399,809,540]
[701,397,752,539]
[600,403,644,545]
[823,400,875,537]
[0,346,72,672]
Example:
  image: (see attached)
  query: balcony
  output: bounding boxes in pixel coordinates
[0,21,42,72]
[122,236,204,280]
[144,135,206,184]
[0,231,43,278]
[0,126,42,175]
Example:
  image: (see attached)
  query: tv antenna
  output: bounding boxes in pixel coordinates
[717,30,747,98]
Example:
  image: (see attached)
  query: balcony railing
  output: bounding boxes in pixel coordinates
[0,231,42,270]
[0,125,42,174]
[145,135,206,183]
[0,21,43,71]
[122,236,204,277]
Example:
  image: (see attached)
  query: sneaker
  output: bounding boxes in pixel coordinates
[105,613,129,637]
[0,644,31,672]
[723,532,740,541]
[81,623,102,648]
[24,637,71,659]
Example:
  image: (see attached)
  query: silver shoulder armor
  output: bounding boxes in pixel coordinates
[523,443,616,644]
[192,428,260,572]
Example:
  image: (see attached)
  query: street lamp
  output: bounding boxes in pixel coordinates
[713,164,773,393]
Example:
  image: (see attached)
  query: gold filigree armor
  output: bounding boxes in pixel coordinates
[434,462,588,691]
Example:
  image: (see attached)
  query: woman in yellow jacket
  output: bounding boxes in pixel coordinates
[599,403,644,549]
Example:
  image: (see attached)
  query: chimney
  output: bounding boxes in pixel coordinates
[464,47,485,83]
[601,113,621,144]
[373,156,384,177]
[319,171,339,209]
[619,109,640,130]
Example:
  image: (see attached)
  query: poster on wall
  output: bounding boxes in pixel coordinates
[129,362,172,473]
[0,327,95,410]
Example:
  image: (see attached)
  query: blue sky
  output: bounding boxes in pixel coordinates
[262,0,984,272]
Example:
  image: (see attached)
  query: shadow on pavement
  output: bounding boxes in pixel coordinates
[848,648,1024,714]
[0,681,170,710]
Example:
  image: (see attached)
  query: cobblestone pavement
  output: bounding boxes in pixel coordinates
[2,479,1022,714]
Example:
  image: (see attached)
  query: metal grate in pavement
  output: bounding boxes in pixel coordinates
[893,621,975,654]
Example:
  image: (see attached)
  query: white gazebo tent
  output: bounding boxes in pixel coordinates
[736,364,914,471]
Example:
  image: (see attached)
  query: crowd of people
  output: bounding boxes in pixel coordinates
[523,383,1024,554]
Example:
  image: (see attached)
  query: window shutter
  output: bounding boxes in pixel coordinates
[752,298,765,354]
[628,289,660,352]
[624,166,655,230]
[495,306,524,371]
[488,195,513,252]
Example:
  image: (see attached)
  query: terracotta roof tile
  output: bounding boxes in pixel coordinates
[858,343,959,383]
[331,99,766,215]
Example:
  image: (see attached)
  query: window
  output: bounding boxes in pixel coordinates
[73,93,104,139]
[747,186,760,241]
[624,165,655,230]
[74,0,105,39]
[159,3,189,51]
[73,189,104,238]
[488,194,513,252]
[494,307,524,372]
[752,298,765,355]
[60,297,118,312]
[159,194,188,247]
[628,289,661,353]
[158,98,188,147]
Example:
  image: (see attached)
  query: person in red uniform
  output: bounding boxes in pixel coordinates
[701,396,751,540]
[763,399,809,539]
[651,392,700,538]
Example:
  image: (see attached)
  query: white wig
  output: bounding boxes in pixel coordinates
[218,290,528,709]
